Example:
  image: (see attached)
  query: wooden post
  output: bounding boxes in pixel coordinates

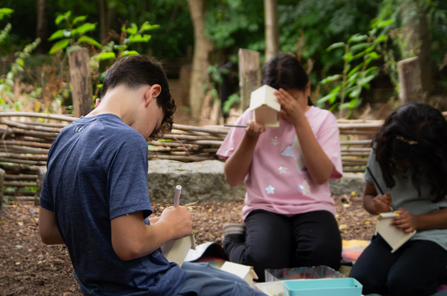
[264,0,280,62]
[68,48,93,117]
[398,56,424,105]
[238,49,261,111]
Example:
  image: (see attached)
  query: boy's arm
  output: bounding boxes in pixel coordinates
[111,206,192,261]
[224,122,265,187]
[39,207,65,245]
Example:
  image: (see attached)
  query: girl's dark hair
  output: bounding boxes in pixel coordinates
[101,55,176,140]
[373,102,447,202]
[262,53,312,106]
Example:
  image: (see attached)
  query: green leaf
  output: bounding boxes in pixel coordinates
[15,58,24,67]
[347,64,362,78]
[359,75,376,86]
[121,50,139,56]
[375,34,387,44]
[72,16,87,25]
[349,97,362,108]
[65,11,71,19]
[376,19,394,29]
[363,67,378,76]
[348,73,360,83]
[129,34,152,43]
[98,52,116,60]
[78,35,102,48]
[320,74,341,85]
[140,22,160,32]
[55,15,65,25]
[353,50,367,60]
[366,52,381,60]
[348,34,368,44]
[49,39,70,54]
[96,84,103,89]
[326,42,345,51]
[316,93,337,104]
[75,23,97,35]
[329,86,341,95]
[113,45,127,50]
[126,24,138,35]
[48,29,65,41]
[343,52,353,62]
[349,88,361,99]
[350,43,369,53]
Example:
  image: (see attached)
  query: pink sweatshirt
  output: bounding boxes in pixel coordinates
[217,106,343,220]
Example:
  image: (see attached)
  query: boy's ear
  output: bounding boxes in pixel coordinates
[144,84,162,107]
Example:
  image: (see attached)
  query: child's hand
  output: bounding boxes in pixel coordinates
[159,206,193,240]
[245,121,266,138]
[373,193,393,214]
[274,88,305,127]
[391,208,419,233]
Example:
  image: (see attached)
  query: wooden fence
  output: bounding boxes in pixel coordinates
[0,111,400,201]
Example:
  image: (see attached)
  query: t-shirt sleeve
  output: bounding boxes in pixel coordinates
[364,149,376,184]
[107,136,152,220]
[317,113,343,179]
[217,111,253,159]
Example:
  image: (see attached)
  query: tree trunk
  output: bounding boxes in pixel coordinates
[36,0,47,53]
[68,48,93,117]
[99,0,106,43]
[187,0,214,120]
[404,0,431,96]
[264,0,280,62]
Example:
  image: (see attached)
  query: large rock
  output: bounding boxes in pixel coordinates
[148,160,246,204]
[329,173,366,196]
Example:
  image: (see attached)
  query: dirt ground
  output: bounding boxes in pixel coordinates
[0,194,376,296]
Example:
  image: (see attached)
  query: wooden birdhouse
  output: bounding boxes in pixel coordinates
[249,85,281,127]
[220,261,259,287]
[374,211,416,253]
[161,234,196,267]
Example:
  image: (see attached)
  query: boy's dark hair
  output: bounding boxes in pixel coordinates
[262,53,312,106]
[101,55,176,140]
[373,102,447,202]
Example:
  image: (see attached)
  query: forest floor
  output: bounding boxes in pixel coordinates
[0,194,376,296]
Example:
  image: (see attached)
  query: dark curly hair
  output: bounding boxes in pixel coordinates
[373,102,447,202]
[262,53,312,106]
[101,55,176,140]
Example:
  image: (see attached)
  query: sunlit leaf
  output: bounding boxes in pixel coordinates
[98,52,116,60]
[121,50,139,56]
[140,22,160,32]
[72,16,87,25]
[319,74,341,85]
[78,35,102,48]
[348,34,368,44]
[126,24,138,35]
[129,34,152,43]
[48,29,65,41]
[316,93,337,104]
[326,42,345,51]
[49,39,70,54]
[55,15,65,25]
[75,23,97,35]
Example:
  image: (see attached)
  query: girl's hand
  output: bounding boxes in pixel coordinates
[274,88,305,127]
[391,208,420,233]
[245,121,266,138]
[373,193,393,214]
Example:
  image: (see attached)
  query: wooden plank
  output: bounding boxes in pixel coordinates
[398,56,423,104]
[238,49,261,111]
[68,47,93,117]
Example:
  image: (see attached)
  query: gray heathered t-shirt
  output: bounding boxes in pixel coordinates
[365,149,447,250]
[40,114,186,295]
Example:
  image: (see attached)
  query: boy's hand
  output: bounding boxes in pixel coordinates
[245,121,266,138]
[159,206,193,240]
[373,193,393,214]
[391,208,419,233]
[274,88,305,127]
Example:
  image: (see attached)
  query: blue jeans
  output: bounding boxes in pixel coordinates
[177,262,265,296]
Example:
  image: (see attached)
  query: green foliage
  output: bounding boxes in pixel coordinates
[0,7,13,20]
[48,11,101,54]
[202,64,229,103]
[317,18,392,118]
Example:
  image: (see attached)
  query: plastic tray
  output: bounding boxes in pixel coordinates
[265,265,345,282]
[283,278,362,296]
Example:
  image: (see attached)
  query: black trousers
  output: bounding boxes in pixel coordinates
[224,209,342,282]
[349,234,447,296]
